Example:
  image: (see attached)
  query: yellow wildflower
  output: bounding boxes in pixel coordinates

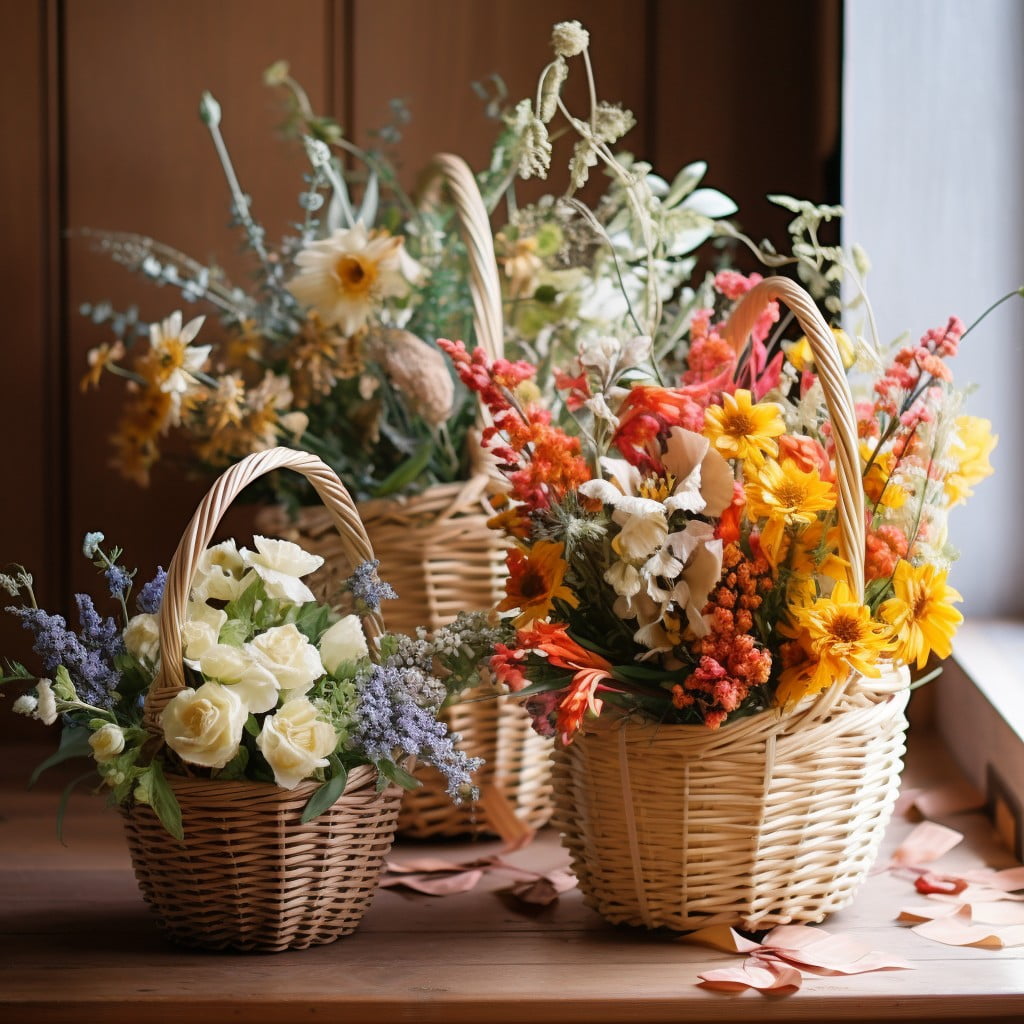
[879,560,963,669]
[944,416,997,506]
[704,389,785,467]
[785,327,855,372]
[862,443,908,510]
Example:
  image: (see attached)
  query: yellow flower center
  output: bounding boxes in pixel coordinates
[160,337,187,371]
[826,612,864,644]
[722,410,755,437]
[776,479,810,508]
[638,474,675,502]
[334,255,377,298]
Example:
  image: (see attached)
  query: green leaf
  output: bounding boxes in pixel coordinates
[218,618,249,648]
[372,443,434,498]
[56,771,97,846]
[29,724,93,788]
[300,766,349,823]
[215,746,250,780]
[243,713,261,738]
[147,762,184,841]
[378,759,420,791]
[292,601,332,644]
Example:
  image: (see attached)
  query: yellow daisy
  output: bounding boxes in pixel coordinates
[744,458,836,565]
[777,580,893,705]
[879,560,963,669]
[784,327,855,373]
[861,443,907,510]
[703,389,785,467]
[944,416,997,507]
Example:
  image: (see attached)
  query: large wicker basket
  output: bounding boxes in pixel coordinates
[122,448,403,952]
[551,278,912,931]
[257,154,554,842]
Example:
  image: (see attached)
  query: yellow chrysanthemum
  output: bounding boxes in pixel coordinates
[861,443,908,510]
[879,560,963,669]
[703,389,785,467]
[497,540,579,627]
[785,327,855,373]
[776,580,893,705]
[744,458,836,565]
[944,416,997,507]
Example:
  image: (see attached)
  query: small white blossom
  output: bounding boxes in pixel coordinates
[13,693,38,716]
[35,679,58,725]
[551,20,589,57]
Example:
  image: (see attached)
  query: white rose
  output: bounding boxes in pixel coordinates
[161,681,247,769]
[199,643,280,714]
[250,624,324,695]
[318,615,369,674]
[181,602,227,665]
[256,697,337,789]
[89,723,125,763]
[35,679,58,725]
[124,613,160,662]
[241,535,323,604]
[190,539,253,603]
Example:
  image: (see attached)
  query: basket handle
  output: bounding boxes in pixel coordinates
[721,277,866,601]
[144,447,381,729]
[425,152,504,362]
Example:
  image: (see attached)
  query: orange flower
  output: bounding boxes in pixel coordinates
[497,541,578,626]
[517,621,614,743]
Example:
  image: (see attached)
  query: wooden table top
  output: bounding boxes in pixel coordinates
[2,730,1023,1024]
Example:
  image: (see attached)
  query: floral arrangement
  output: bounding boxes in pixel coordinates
[438,20,1008,742]
[79,70,504,506]
[1,533,499,837]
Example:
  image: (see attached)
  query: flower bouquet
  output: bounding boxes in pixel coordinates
[2,448,501,951]
[77,73,554,840]
[441,22,1003,930]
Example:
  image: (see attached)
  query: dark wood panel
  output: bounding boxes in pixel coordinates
[651,0,841,257]
[0,0,58,741]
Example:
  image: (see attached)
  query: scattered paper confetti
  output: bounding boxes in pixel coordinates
[889,821,964,866]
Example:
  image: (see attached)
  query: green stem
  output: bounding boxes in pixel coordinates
[962,286,1024,339]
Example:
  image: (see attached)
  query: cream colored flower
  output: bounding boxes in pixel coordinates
[124,613,160,663]
[286,224,413,335]
[190,540,252,603]
[148,311,211,396]
[241,536,324,604]
[319,614,369,674]
[161,681,247,769]
[551,20,589,57]
[89,723,125,763]
[256,697,337,789]
[35,679,58,726]
[250,624,325,695]
[181,602,227,665]
[12,693,38,717]
[199,643,280,714]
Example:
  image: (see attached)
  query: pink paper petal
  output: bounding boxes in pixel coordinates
[765,933,911,974]
[962,866,1024,892]
[890,821,964,866]
[911,780,986,819]
[761,924,830,950]
[699,956,802,992]
[965,902,1024,926]
[898,902,965,923]
[681,925,763,954]
[380,869,485,895]
[913,915,1024,949]
[507,869,578,907]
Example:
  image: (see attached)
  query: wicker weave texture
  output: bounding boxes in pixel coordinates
[130,448,402,951]
[122,767,402,951]
[552,670,910,930]
[257,480,555,839]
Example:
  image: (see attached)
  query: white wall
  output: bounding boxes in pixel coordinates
[843,0,1024,616]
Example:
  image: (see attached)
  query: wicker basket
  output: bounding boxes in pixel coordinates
[551,277,912,931]
[122,447,403,952]
[257,154,554,842]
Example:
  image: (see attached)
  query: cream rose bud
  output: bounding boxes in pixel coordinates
[124,613,160,663]
[35,679,58,726]
[182,602,228,664]
[250,624,324,695]
[199,642,280,714]
[89,723,125,763]
[256,698,337,789]
[318,615,368,674]
[161,681,247,769]
[241,535,323,605]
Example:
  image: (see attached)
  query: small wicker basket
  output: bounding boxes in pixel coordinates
[258,154,554,842]
[551,277,912,931]
[122,447,403,952]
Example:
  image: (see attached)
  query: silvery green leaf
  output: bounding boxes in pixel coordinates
[663,161,707,206]
[358,169,379,226]
[665,221,714,256]
[644,172,670,198]
[683,188,738,219]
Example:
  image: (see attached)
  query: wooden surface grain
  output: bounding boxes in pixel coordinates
[1,729,1023,1023]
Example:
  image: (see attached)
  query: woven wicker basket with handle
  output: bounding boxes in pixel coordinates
[551,277,911,931]
[122,447,403,952]
[258,153,554,842]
